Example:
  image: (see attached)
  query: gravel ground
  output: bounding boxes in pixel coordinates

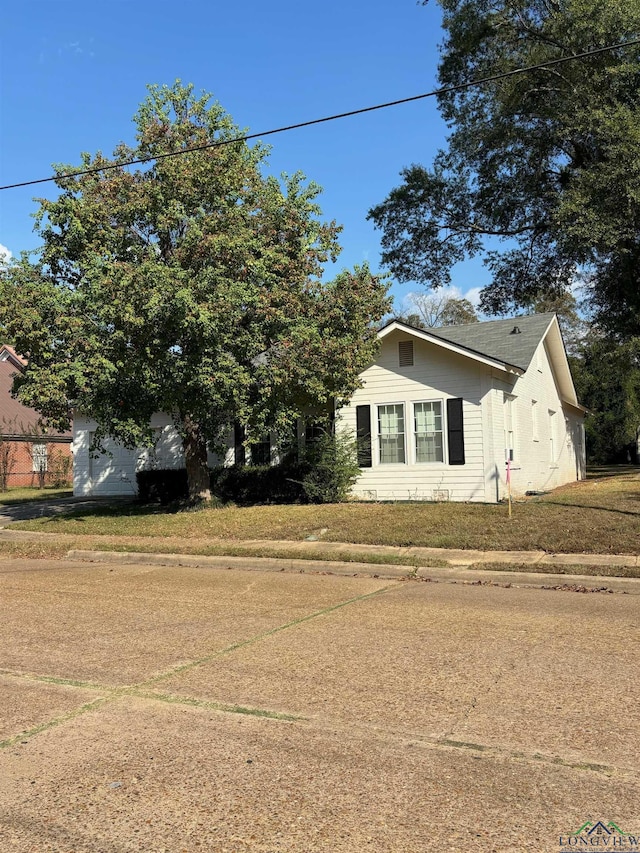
[1,558,638,852]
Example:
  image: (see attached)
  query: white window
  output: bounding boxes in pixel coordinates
[504,394,516,461]
[378,404,405,464]
[414,401,444,463]
[32,443,48,473]
[531,400,539,441]
[549,409,556,462]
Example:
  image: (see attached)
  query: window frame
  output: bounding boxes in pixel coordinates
[377,402,406,465]
[249,434,272,466]
[548,409,556,463]
[32,442,48,473]
[504,393,516,462]
[412,399,445,465]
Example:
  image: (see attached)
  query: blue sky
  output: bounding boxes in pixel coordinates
[0,0,489,312]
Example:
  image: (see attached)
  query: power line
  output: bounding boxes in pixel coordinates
[2,38,639,192]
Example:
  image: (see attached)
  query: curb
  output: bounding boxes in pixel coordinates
[65,549,640,594]
[65,549,414,579]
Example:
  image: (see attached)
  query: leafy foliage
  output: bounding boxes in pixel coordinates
[369,0,640,337]
[0,83,390,500]
[300,428,361,504]
[571,336,640,463]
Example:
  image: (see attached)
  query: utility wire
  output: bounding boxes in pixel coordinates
[2,38,639,192]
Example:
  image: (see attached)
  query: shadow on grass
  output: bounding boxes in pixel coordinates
[542,500,640,518]
[586,465,640,480]
[41,502,183,523]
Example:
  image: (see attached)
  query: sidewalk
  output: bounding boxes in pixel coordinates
[58,545,640,594]
[2,522,636,592]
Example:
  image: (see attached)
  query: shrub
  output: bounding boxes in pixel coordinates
[209,461,309,505]
[135,433,361,506]
[136,468,189,504]
[49,449,73,487]
[300,429,361,503]
[136,461,310,506]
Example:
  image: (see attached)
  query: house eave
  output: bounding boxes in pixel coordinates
[378,320,525,376]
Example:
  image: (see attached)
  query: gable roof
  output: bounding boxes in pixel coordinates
[0,359,72,438]
[0,344,27,369]
[379,313,583,410]
[428,313,555,372]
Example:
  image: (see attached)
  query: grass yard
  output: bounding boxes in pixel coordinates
[0,487,73,505]
[12,468,640,555]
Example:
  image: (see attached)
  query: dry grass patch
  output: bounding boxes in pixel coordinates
[11,469,640,555]
[469,562,640,579]
[0,534,445,569]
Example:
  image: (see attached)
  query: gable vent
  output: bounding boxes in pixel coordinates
[398,340,414,367]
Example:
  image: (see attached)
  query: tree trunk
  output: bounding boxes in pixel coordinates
[183,416,211,503]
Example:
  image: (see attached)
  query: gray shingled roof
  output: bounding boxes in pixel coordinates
[426,313,556,371]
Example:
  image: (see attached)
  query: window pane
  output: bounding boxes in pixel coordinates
[32,443,48,472]
[250,436,271,466]
[378,405,404,435]
[378,405,405,463]
[414,402,444,463]
[380,435,405,464]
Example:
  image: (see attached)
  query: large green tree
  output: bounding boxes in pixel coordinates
[0,83,389,500]
[571,335,640,462]
[368,0,640,338]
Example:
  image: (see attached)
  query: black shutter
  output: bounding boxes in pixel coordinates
[356,405,372,468]
[447,398,465,465]
[234,422,246,466]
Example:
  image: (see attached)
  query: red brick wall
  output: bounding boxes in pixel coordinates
[0,439,72,488]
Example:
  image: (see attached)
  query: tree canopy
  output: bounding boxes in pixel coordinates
[368,0,640,339]
[571,335,640,463]
[0,83,390,500]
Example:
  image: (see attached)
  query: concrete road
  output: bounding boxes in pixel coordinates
[0,557,638,852]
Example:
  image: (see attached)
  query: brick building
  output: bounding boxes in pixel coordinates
[0,345,72,488]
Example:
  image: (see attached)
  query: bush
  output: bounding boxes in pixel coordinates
[136,468,189,504]
[49,449,73,487]
[300,429,361,503]
[135,434,361,506]
[136,461,310,506]
[209,461,309,504]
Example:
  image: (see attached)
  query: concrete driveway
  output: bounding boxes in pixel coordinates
[0,558,638,852]
[0,496,131,526]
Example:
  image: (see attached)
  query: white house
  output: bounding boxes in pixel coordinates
[340,313,586,503]
[72,312,586,502]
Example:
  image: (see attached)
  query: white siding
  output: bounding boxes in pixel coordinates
[340,331,487,502]
[491,339,585,498]
[73,415,139,497]
[73,413,187,497]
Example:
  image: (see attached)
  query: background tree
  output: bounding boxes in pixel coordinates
[401,292,478,328]
[0,422,17,492]
[571,336,640,463]
[368,0,640,339]
[0,83,390,501]
[524,290,587,355]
